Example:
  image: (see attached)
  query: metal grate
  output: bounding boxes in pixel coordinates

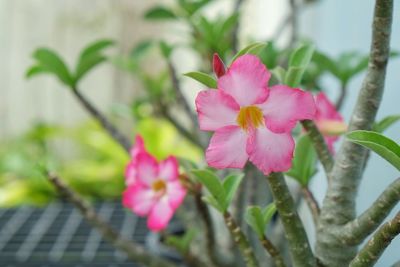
[0,201,148,267]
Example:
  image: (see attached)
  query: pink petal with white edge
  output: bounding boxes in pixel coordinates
[218,55,270,106]
[147,197,174,232]
[247,127,295,175]
[166,180,187,209]
[206,126,248,169]
[315,92,343,121]
[159,156,179,181]
[130,135,146,158]
[122,185,156,216]
[258,85,316,133]
[136,153,159,186]
[124,161,137,186]
[196,90,240,131]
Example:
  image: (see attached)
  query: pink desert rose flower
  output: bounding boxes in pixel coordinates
[195,54,317,175]
[123,140,186,232]
[315,92,347,153]
[124,135,146,185]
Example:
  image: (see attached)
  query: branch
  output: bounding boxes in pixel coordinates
[335,84,347,111]
[301,187,320,227]
[223,211,259,267]
[341,178,400,245]
[301,120,334,175]
[46,172,177,267]
[317,0,394,265]
[266,173,315,267]
[71,88,131,152]
[260,236,287,267]
[349,212,400,267]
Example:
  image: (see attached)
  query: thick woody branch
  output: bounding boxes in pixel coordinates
[71,88,131,152]
[266,173,315,267]
[341,178,400,245]
[260,236,287,267]
[223,211,259,267]
[46,172,177,267]
[349,212,400,267]
[316,0,394,265]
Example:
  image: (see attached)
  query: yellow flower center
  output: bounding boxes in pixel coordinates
[236,106,264,131]
[152,179,167,193]
[318,120,347,136]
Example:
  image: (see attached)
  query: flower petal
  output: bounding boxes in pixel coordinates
[315,92,343,121]
[130,135,146,158]
[258,85,316,133]
[159,156,179,181]
[247,127,295,175]
[218,55,270,106]
[136,153,159,186]
[196,90,240,131]
[147,197,174,232]
[206,126,248,169]
[123,185,156,216]
[124,161,137,186]
[166,180,187,210]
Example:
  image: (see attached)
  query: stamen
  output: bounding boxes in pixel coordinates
[236,106,264,131]
[152,179,167,193]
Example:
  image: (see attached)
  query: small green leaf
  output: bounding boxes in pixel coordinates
[222,173,244,210]
[285,44,315,87]
[347,130,400,171]
[286,134,318,186]
[372,115,400,133]
[284,66,304,88]
[165,228,197,254]
[26,65,47,78]
[202,195,224,212]
[30,48,73,86]
[144,6,177,20]
[130,40,153,60]
[80,39,114,59]
[159,41,173,59]
[184,72,217,88]
[245,206,265,238]
[192,169,225,211]
[262,203,277,224]
[271,66,286,83]
[231,42,267,63]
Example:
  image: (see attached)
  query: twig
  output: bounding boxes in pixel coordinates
[260,236,287,267]
[46,172,177,267]
[301,120,334,175]
[349,212,400,267]
[335,84,347,111]
[316,0,394,265]
[301,187,320,227]
[71,87,131,152]
[223,211,259,267]
[341,178,400,245]
[266,173,315,267]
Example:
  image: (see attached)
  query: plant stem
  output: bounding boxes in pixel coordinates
[71,87,131,152]
[260,236,287,267]
[301,120,333,176]
[301,187,320,227]
[335,83,347,111]
[46,172,177,267]
[223,211,259,267]
[316,0,394,265]
[266,173,315,267]
[341,178,400,245]
[349,212,400,267]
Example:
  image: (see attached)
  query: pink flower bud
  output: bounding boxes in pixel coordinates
[213,53,226,78]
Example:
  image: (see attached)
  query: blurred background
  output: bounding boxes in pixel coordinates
[0,0,399,266]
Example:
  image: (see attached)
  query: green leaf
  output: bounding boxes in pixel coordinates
[184,72,217,88]
[75,39,115,84]
[245,206,265,238]
[202,195,223,212]
[262,203,277,224]
[285,44,315,87]
[347,130,400,171]
[30,48,73,86]
[165,228,197,253]
[159,41,173,59]
[222,173,244,210]
[231,42,267,62]
[271,66,286,83]
[144,6,176,20]
[192,169,226,211]
[372,115,400,133]
[286,134,318,186]
[130,40,153,60]
[25,65,47,78]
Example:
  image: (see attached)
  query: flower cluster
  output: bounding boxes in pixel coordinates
[196,54,317,175]
[123,135,186,232]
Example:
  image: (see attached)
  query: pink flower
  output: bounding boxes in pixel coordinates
[125,135,146,186]
[195,54,316,175]
[123,137,186,232]
[315,92,346,153]
[213,53,226,78]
